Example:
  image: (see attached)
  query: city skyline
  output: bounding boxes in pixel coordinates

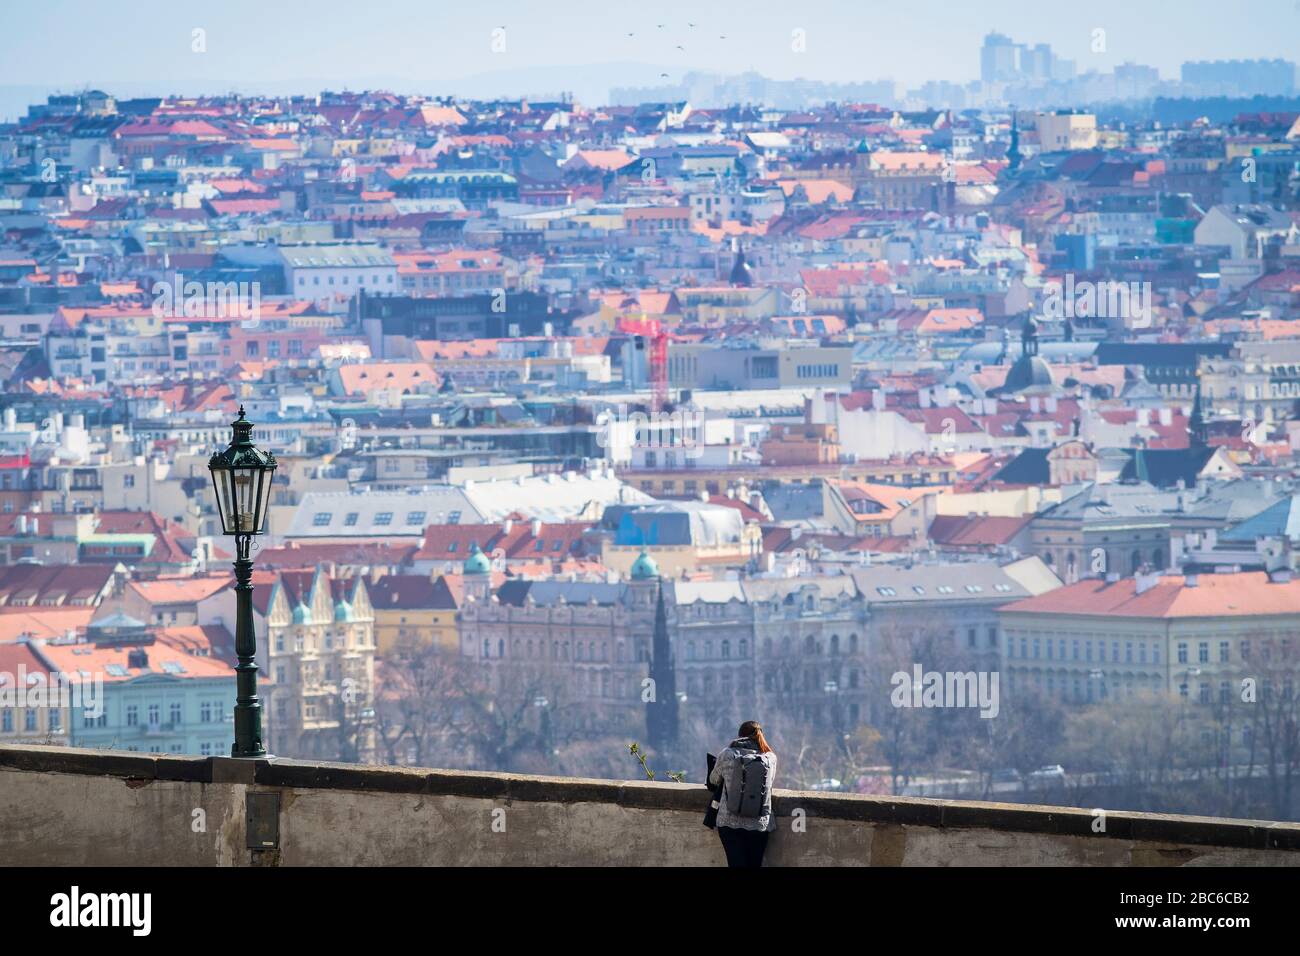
[1,0,1298,116]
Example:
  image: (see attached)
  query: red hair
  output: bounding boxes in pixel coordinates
[739,720,773,754]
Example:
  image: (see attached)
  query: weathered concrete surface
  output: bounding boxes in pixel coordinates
[1,745,1297,866]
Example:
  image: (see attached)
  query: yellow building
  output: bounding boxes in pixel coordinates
[369,574,460,654]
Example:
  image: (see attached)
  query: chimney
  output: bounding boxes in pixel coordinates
[1029,396,1040,413]
[531,518,542,537]
[503,518,514,535]
[1159,407,1172,426]
[1184,574,1199,588]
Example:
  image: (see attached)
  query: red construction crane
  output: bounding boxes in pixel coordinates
[618,314,668,412]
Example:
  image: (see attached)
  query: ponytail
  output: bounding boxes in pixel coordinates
[739,720,773,755]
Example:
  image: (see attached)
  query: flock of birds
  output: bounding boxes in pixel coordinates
[627,22,727,79]
[493,21,730,81]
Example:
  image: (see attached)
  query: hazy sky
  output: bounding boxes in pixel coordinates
[1,0,1295,98]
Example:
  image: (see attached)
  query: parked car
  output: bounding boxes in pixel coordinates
[1027,764,1066,783]
[808,778,843,791]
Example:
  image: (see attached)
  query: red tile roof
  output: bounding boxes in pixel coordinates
[1002,572,1300,619]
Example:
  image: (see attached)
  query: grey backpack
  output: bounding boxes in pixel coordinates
[726,749,771,818]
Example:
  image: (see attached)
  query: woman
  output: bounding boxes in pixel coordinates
[708,720,777,868]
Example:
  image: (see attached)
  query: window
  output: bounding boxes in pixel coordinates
[312,512,332,527]
[1198,642,1209,664]
[1178,643,1188,664]
[126,704,138,727]
[344,513,359,526]
[169,702,182,725]
[1219,641,1229,663]
[405,511,426,526]
[374,512,393,526]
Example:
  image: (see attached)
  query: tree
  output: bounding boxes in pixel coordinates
[373,643,472,769]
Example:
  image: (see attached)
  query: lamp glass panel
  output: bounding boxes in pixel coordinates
[256,466,274,532]
[214,467,237,534]
[233,467,258,533]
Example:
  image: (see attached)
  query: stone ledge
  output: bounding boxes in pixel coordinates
[3,743,1298,852]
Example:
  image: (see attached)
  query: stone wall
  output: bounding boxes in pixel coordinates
[2,745,1298,866]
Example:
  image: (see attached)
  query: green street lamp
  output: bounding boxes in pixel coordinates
[209,406,277,758]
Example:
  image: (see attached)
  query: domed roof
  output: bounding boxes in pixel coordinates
[464,541,492,575]
[630,548,660,580]
[1001,354,1055,393]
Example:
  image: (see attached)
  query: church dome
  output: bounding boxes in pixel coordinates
[464,541,492,575]
[630,549,660,580]
[1002,354,1055,393]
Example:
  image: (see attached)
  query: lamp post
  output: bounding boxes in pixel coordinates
[209,406,277,758]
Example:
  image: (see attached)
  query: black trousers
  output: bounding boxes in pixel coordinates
[718,826,771,868]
